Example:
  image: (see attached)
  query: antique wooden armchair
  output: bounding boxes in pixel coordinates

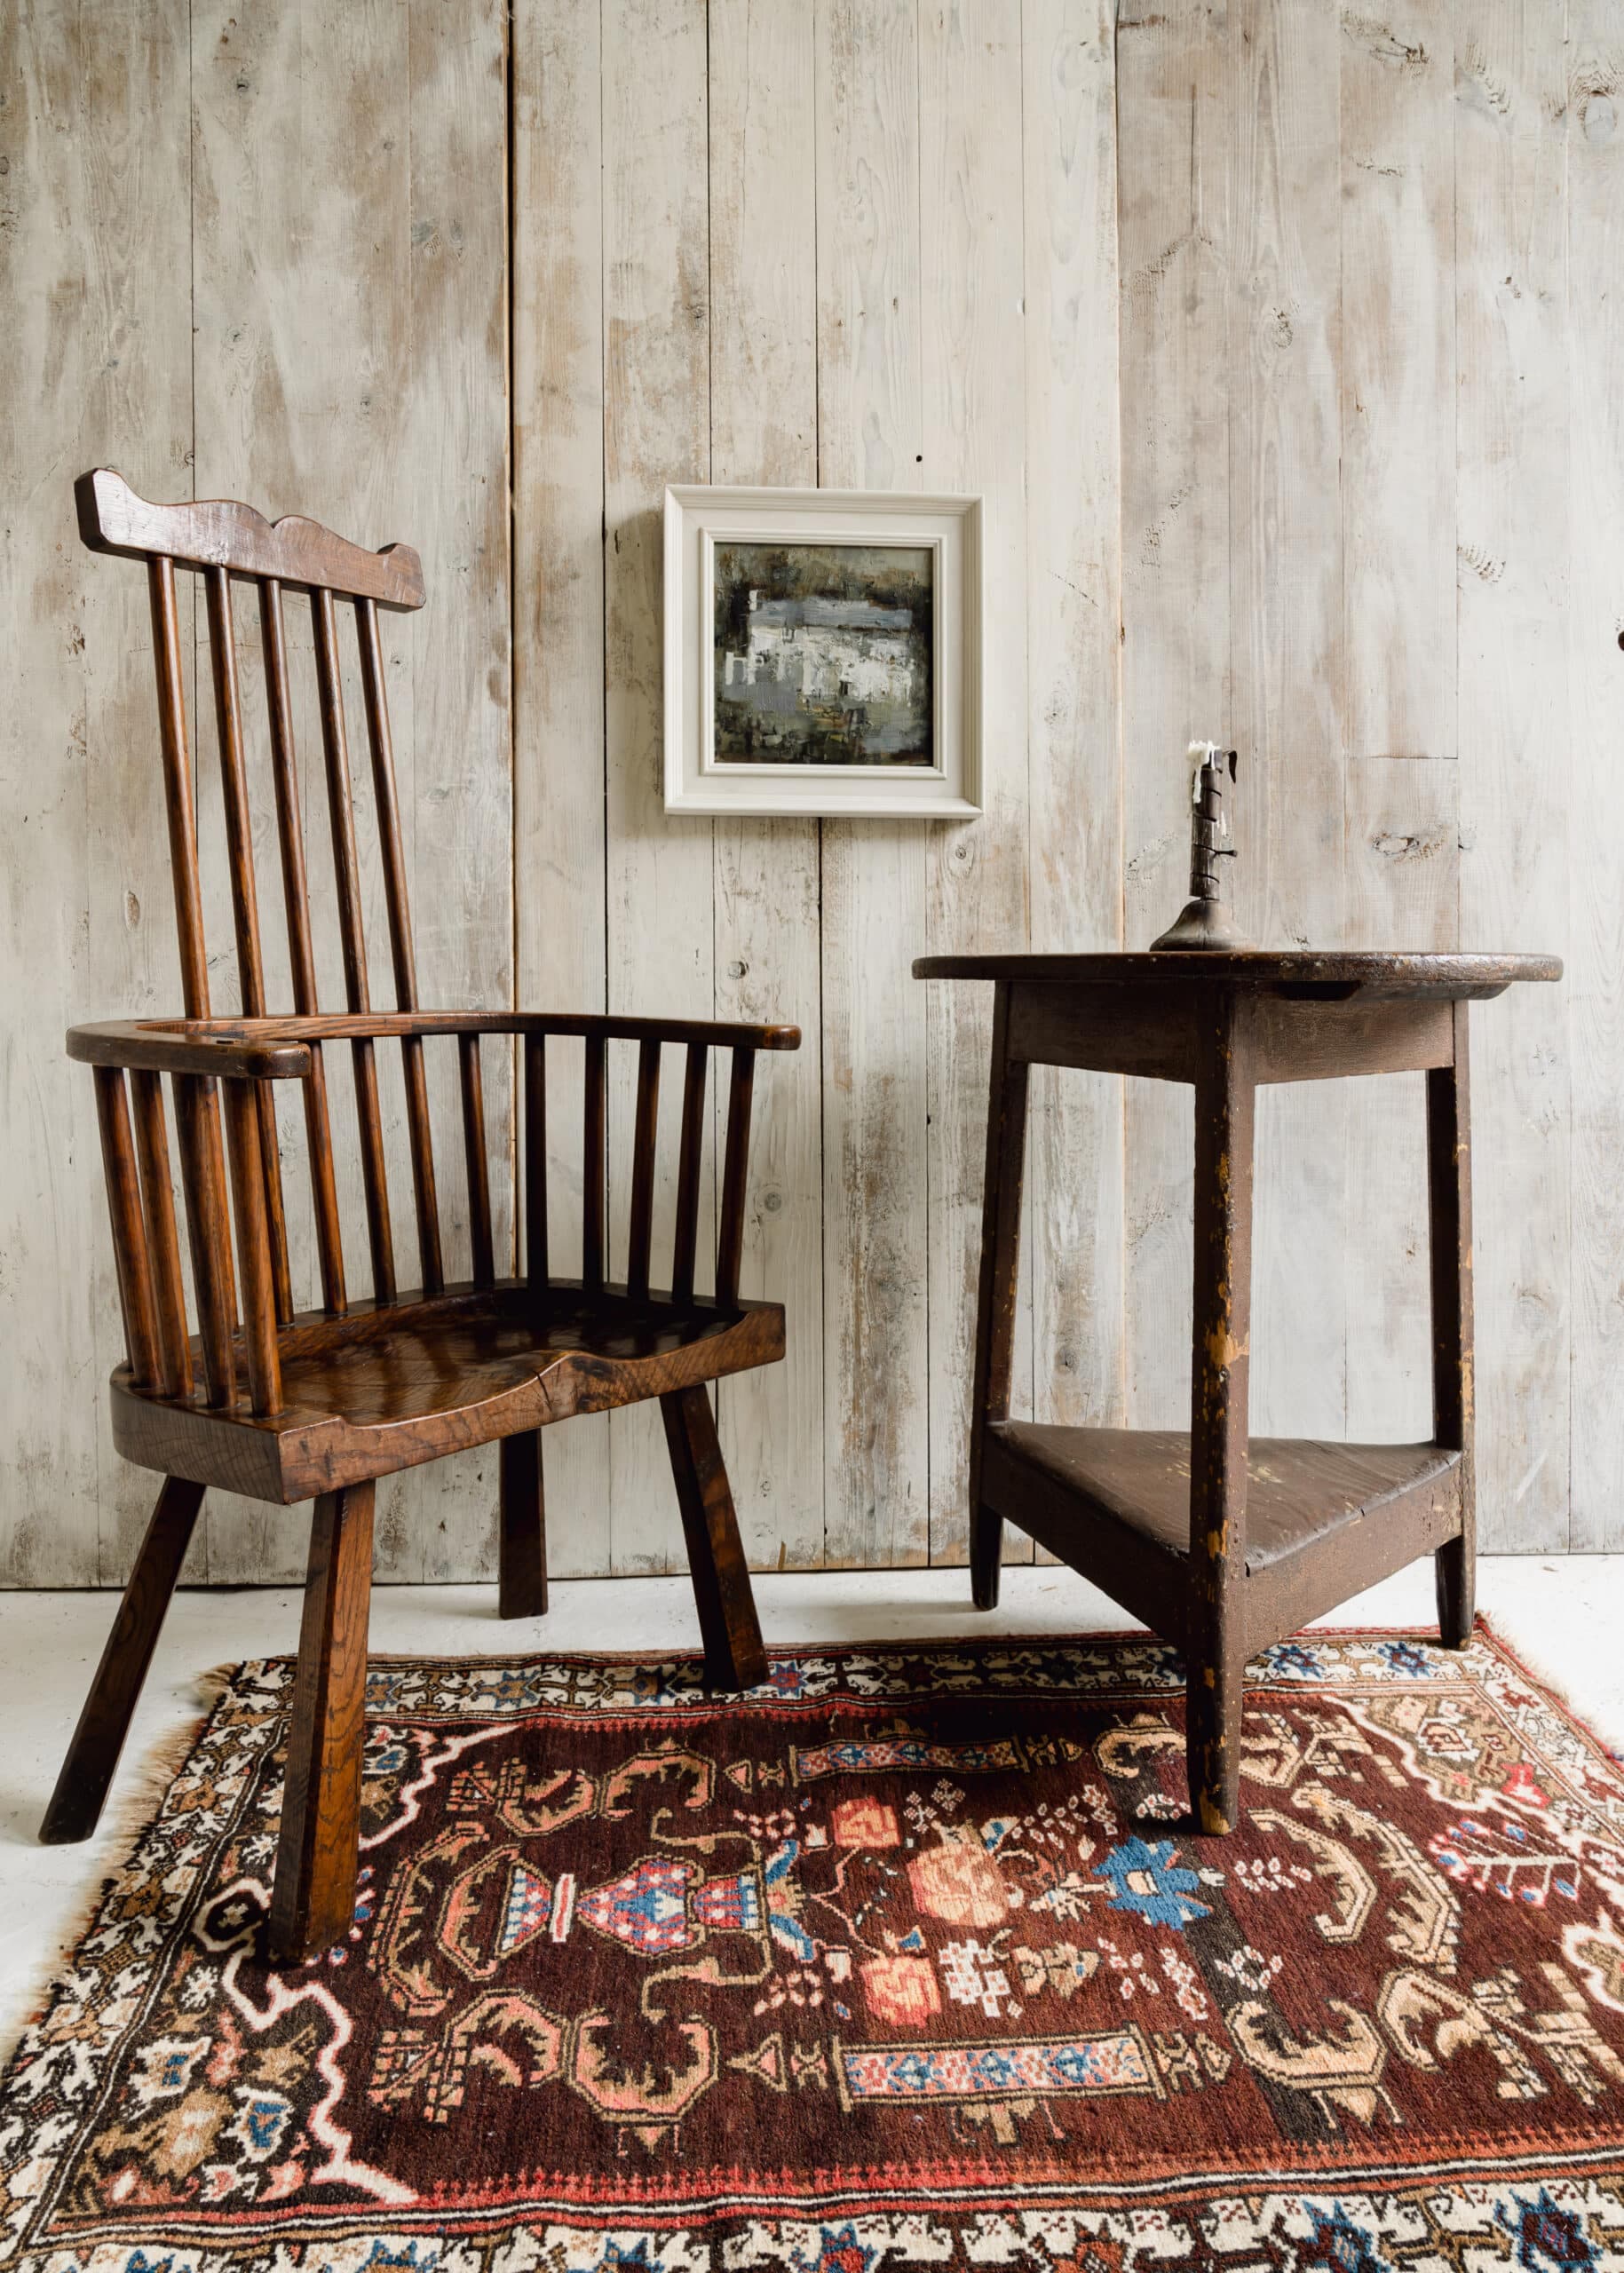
[43,470,798,1961]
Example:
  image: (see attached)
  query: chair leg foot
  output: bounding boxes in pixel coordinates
[41,1477,206,1846]
[1184,1642,1242,1837]
[970,1501,1002,1611]
[1435,1533,1474,1649]
[661,1386,768,1692]
[269,1482,375,1964]
[498,1431,548,1620]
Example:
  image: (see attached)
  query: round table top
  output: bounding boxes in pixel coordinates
[911,949,1562,998]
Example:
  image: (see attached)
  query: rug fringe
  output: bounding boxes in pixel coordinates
[0,1660,247,2070]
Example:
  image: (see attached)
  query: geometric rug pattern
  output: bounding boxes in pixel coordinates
[3,1622,1623,2269]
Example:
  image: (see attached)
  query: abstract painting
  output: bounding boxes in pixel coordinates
[711,541,933,767]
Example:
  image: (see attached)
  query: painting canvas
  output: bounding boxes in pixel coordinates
[712,541,933,768]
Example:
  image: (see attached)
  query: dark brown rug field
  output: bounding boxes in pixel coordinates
[3,1620,1623,2269]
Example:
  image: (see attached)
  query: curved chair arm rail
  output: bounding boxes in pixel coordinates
[67,1021,313,1081]
[73,1009,801,1058]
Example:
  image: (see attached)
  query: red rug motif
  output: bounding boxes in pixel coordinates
[4,1623,1624,2269]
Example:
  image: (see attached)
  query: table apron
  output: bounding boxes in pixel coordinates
[1005,982,1458,1086]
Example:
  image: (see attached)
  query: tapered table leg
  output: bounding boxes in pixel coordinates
[969,985,1029,1610]
[1185,996,1256,1836]
[1429,1000,1475,1647]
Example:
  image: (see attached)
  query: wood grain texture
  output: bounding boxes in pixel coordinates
[950,956,1495,1833]
[0,0,193,1588]
[1343,760,1462,1442]
[707,0,826,1574]
[1566,0,1624,1551]
[921,0,1033,1567]
[511,0,612,1580]
[601,0,714,1577]
[6,0,1594,1588]
[189,0,511,1582]
[1023,0,1126,1484]
[269,1481,375,1960]
[814,0,931,1570]
[1341,0,1456,762]
[1225,0,1349,1449]
[1116,2,1230,1443]
[39,1475,206,1843]
[1454,0,1571,1553]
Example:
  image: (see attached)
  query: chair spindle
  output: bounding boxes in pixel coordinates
[203,567,292,1326]
[313,587,396,1303]
[260,574,347,1317]
[459,1035,495,1287]
[524,1035,548,1287]
[670,1042,708,1306]
[93,1067,162,1389]
[717,1047,757,1309]
[357,595,442,1295]
[626,1039,661,1300]
[130,1069,192,1400]
[146,557,210,1018]
[173,1074,239,1407]
[582,1032,606,1290]
[221,1080,285,1416]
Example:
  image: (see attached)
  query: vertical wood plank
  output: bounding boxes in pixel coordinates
[707,0,825,1572]
[1117,5,1230,1433]
[601,0,713,1573]
[1454,0,1570,1552]
[1024,0,1126,1485]
[1339,2,1458,1462]
[0,0,193,1585]
[191,0,510,1580]
[920,0,1033,1567]
[815,0,931,1568]
[1343,757,1461,1438]
[1226,0,1348,1445]
[1341,0,1456,763]
[1565,0,1623,1548]
[511,0,611,1577]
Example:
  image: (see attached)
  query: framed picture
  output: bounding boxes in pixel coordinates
[662,484,983,818]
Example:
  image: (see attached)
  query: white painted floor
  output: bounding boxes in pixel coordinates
[1,1555,1618,2054]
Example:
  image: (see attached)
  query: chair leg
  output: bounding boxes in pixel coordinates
[40,1475,206,1846]
[661,1385,767,1691]
[269,1481,375,1963]
[497,1430,549,1619]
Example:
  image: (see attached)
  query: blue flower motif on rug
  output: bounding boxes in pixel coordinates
[1093,1835,1210,1928]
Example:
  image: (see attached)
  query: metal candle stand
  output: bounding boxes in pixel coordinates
[1151,741,1249,953]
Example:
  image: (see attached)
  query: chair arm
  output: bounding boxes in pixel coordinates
[67,1019,313,1081]
[519,1012,801,1052]
[99,1010,803,1057]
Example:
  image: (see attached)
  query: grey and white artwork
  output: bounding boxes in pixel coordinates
[712,541,933,766]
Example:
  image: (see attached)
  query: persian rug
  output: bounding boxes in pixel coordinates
[4,1623,1624,2271]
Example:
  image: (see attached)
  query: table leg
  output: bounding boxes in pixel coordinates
[1185,996,1256,1835]
[1428,1000,1475,1646]
[970,984,1029,1610]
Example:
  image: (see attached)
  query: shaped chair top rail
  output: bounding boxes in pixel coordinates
[74,468,425,610]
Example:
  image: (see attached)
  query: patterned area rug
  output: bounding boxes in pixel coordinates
[4,1623,1624,2270]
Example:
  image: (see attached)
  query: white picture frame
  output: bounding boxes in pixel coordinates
[662,484,983,819]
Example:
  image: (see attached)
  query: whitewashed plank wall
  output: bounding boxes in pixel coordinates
[1,0,1611,1584]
